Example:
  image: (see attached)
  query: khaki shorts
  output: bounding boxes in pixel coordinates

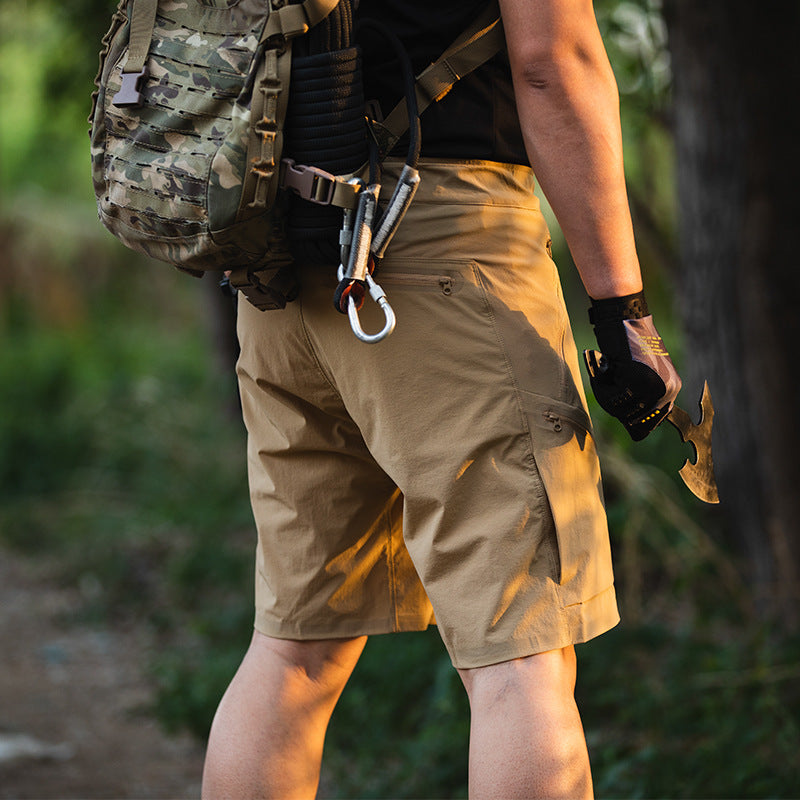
[236,159,619,669]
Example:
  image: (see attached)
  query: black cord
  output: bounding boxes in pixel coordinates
[355,17,421,169]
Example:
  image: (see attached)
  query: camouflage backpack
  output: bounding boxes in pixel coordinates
[90,0,504,315]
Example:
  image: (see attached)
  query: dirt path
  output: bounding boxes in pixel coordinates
[0,547,205,799]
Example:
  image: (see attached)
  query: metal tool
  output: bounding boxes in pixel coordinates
[335,183,396,344]
[584,347,720,504]
[342,271,397,344]
[666,381,719,504]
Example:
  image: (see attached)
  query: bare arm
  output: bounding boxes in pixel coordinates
[498,0,641,300]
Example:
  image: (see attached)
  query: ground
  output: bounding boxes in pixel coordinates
[0,547,206,799]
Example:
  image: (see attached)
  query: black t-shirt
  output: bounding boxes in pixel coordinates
[356,0,528,165]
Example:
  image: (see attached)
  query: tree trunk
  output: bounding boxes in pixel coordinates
[663,1,800,623]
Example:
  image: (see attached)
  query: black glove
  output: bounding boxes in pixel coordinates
[583,291,681,441]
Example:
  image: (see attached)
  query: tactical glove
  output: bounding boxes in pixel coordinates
[583,291,681,441]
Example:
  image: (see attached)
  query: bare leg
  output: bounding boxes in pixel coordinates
[201,630,366,799]
[458,646,593,800]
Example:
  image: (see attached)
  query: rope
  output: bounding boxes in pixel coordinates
[284,0,366,265]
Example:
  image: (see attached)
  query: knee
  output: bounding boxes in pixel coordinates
[457,648,591,799]
[248,631,367,705]
[458,645,578,705]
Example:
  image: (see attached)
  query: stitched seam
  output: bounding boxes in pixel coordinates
[472,262,560,579]
[555,278,571,402]
[297,300,340,396]
[386,496,399,631]
[408,199,540,210]
[471,263,544,496]
[558,320,569,401]
[562,584,616,610]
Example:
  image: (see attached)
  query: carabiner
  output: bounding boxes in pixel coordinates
[370,164,420,259]
[340,270,396,344]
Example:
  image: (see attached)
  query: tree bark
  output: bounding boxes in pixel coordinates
[663,0,800,622]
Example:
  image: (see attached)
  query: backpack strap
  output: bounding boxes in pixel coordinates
[112,0,158,106]
[263,0,341,41]
[369,0,506,158]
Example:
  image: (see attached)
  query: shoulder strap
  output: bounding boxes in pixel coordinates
[371,0,506,157]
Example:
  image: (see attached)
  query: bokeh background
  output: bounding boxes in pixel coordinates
[1,1,799,797]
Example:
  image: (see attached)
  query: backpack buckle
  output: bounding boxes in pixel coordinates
[281,159,337,205]
[226,264,298,311]
[112,67,149,108]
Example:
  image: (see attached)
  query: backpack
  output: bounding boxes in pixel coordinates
[89,0,504,320]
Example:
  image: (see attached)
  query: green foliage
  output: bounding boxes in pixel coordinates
[0,194,253,626]
[324,630,471,798]
[596,0,671,114]
[0,0,119,198]
[583,624,800,798]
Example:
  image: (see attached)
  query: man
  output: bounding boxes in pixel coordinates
[202,0,680,796]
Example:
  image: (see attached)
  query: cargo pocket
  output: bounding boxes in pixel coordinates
[519,390,614,608]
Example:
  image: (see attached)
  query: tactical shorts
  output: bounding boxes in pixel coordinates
[236,159,619,669]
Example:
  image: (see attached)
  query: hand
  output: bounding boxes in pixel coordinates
[583,293,681,441]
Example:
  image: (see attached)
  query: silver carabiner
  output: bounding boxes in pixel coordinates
[335,182,395,343]
[340,269,396,344]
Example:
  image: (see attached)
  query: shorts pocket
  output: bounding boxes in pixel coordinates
[519,390,614,607]
[376,261,468,297]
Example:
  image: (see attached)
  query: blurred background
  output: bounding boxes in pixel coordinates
[1,0,798,797]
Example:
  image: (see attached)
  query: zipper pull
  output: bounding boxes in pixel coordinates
[439,276,454,295]
[544,412,563,432]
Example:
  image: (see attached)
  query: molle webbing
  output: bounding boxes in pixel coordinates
[118,0,343,87]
